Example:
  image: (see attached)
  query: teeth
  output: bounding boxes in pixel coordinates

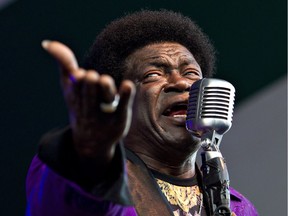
[173,114,187,118]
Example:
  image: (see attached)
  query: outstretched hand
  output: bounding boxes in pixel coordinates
[42,40,135,163]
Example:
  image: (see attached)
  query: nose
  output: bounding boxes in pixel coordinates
[163,72,191,93]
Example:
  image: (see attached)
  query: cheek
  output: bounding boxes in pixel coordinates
[138,84,158,103]
[131,89,148,120]
[133,86,159,120]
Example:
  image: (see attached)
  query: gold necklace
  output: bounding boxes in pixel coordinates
[156,179,204,215]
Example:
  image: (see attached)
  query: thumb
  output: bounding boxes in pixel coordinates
[42,40,79,75]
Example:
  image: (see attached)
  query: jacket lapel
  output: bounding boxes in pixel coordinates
[126,149,173,216]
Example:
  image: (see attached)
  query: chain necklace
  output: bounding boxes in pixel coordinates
[156,179,204,215]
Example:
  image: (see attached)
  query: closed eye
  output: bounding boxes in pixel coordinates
[183,70,201,79]
[144,72,161,78]
[142,71,163,83]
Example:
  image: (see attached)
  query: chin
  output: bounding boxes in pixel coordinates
[163,129,201,153]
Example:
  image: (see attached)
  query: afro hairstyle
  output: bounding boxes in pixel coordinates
[82,10,216,86]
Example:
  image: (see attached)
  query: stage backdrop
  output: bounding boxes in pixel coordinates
[0,0,286,215]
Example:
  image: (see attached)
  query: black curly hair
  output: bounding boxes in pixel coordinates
[83,10,216,86]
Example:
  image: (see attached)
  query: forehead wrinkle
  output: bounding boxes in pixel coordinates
[147,56,169,64]
[143,53,200,71]
[154,48,196,66]
[153,53,197,69]
[142,56,174,70]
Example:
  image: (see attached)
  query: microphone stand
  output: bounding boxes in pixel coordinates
[200,130,231,216]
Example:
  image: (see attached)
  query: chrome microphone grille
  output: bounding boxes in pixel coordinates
[200,86,231,120]
[186,78,235,137]
[187,87,200,119]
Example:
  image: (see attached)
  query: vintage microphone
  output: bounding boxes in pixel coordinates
[186,78,235,216]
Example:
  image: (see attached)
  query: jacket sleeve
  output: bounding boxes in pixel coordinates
[230,187,259,216]
[25,127,135,216]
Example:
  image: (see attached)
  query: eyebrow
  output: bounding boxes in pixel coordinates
[178,56,199,66]
[142,56,168,67]
[149,61,168,68]
[145,56,199,68]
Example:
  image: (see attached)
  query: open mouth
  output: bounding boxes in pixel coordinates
[163,103,188,118]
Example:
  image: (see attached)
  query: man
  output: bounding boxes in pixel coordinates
[26,10,258,216]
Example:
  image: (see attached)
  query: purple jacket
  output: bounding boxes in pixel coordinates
[26,129,258,216]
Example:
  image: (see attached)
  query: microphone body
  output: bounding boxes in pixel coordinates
[186,78,235,216]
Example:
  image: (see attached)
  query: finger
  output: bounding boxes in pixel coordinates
[98,75,118,103]
[41,40,79,77]
[118,80,135,110]
[82,70,100,117]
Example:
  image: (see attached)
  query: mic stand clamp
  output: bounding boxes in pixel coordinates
[200,131,232,216]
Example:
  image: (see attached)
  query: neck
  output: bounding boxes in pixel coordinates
[125,138,199,179]
[136,151,197,178]
[124,130,201,179]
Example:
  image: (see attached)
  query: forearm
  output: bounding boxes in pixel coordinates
[26,127,133,216]
[26,155,134,216]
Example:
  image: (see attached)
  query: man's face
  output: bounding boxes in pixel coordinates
[124,42,202,154]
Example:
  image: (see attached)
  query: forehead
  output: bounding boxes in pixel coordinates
[132,42,194,60]
[124,42,201,80]
[124,42,199,77]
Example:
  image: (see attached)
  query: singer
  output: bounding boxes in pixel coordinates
[26,10,258,216]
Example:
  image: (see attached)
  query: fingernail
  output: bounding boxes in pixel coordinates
[41,40,51,49]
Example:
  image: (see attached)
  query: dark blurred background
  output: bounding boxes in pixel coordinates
[0,0,286,215]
